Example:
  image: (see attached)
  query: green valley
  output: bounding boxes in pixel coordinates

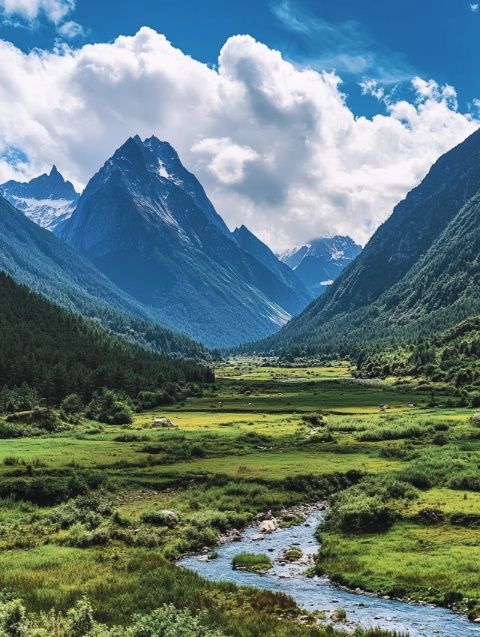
[0,359,478,635]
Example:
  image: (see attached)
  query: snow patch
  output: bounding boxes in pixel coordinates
[330,249,345,260]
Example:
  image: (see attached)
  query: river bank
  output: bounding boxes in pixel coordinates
[179,505,480,637]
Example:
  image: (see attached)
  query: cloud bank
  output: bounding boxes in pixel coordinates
[0,27,477,249]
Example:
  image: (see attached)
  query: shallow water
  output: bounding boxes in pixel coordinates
[179,508,480,637]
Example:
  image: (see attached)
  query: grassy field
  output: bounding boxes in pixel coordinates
[0,358,479,633]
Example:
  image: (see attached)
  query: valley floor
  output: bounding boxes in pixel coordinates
[0,359,479,635]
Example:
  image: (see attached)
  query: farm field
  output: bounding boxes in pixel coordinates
[0,359,479,634]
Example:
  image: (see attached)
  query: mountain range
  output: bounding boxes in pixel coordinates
[0,191,211,359]
[279,236,361,296]
[1,165,79,231]
[256,126,480,355]
[3,126,478,358]
[57,135,311,347]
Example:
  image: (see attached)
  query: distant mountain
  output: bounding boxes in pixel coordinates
[280,236,361,296]
[256,127,480,354]
[1,165,80,231]
[0,192,211,359]
[232,224,312,300]
[58,135,310,348]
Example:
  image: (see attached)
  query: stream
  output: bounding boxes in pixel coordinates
[179,507,480,637]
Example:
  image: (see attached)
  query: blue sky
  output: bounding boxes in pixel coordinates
[0,0,478,249]
[1,0,479,117]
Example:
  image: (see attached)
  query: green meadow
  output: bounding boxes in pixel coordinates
[0,358,479,633]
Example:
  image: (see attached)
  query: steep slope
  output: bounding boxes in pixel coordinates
[0,193,211,359]
[59,136,310,347]
[280,236,361,296]
[1,166,80,231]
[258,127,480,353]
[356,315,480,391]
[0,271,212,404]
[232,224,312,301]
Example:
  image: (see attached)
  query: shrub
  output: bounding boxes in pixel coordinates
[333,494,397,534]
[449,472,480,491]
[66,523,111,547]
[415,507,446,525]
[282,546,303,562]
[140,509,178,528]
[470,412,480,427]
[358,424,426,442]
[0,471,108,505]
[128,604,226,637]
[432,432,448,446]
[114,434,147,442]
[86,389,133,425]
[61,394,84,416]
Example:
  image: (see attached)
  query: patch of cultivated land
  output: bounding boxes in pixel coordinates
[0,359,479,633]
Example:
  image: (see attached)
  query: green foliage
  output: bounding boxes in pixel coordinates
[61,394,84,416]
[0,272,214,409]
[324,476,417,534]
[253,134,480,362]
[140,510,179,528]
[85,390,133,425]
[232,553,273,573]
[0,594,227,637]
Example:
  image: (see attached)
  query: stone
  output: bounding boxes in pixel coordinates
[259,519,278,533]
[152,417,176,428]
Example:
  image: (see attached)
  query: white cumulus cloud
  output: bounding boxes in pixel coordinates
[0,0,73,23]
[0,27,477,250]
[0,0,83,38]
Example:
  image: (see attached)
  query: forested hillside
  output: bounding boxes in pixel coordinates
[0,273,213,407]
[356,315,480,401]
[255,128,480,357]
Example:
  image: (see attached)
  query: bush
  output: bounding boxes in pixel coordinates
[358,424,426,442]
[415,507,446,525]
[0,471,108,505]
[449,472,480,491]
[61,394,84,416]
[140,509,178,528]
[470,394,480,408]
[333,494,397,534]
[470,412,480,427]
[86,389,133,425]
[324,476,417,534]
[128,604,225,637]
[432,432,448,446]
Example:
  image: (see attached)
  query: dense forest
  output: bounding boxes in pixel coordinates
[0,272,214,410]
[354,316,480,402]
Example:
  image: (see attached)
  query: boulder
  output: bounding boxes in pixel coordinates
[152,417,176,428]
[259,519,277,533]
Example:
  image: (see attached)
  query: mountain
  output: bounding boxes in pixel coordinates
[0,192,211,359]
[257,127,480,354]
[232,224,312,300]
[280,236,362,296]
[1,165,80,231]
[58,135,311,348]
[0,271,212,405]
